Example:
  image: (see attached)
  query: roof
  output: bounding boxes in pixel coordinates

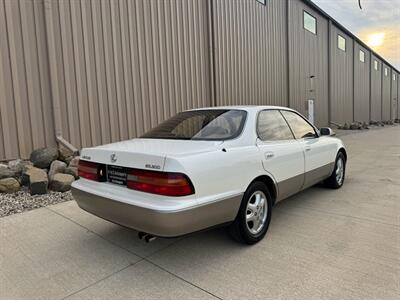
[303,0,399,73]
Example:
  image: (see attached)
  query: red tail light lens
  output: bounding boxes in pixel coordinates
[127,169,194,197]
[78,160,100,181]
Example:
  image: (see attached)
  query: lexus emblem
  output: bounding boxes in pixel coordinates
[110,153,117,163]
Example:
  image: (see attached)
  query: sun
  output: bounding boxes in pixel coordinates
[367,33,385,48]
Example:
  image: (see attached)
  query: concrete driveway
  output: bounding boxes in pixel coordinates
[1,126,399,300]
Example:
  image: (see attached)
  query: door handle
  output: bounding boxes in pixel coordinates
[264,152,274,159]
[305,146,311,152]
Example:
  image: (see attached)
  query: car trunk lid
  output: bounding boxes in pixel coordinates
[80,138,223,171]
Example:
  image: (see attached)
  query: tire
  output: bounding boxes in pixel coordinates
[324,152,346,189]
[229,181,272,245]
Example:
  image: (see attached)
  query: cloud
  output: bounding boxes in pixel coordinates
[311,0,400,69]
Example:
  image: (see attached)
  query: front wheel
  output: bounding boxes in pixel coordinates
[324,152,346,189]
[229,182,272,244]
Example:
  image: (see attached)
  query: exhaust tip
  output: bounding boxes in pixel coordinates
[138,232,157,243]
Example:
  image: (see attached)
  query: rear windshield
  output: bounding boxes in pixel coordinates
[141,109,247,141]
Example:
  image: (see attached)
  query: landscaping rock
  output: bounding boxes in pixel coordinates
[23,167,48,195]
[64,166,78,179]
[349,122,362,130]
[0,163,8,170]
[20,165,35,186]
[0,178,20,193]
[69,156,80,168]
[48,160,67,180]
[8,159,33,175]
[0,168,17,180]
[30,147,58,169]
[50,173,74,192]
[58,147,74,164]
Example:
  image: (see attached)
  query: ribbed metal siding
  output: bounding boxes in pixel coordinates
[370,55,382,121]
[288,1,329,127]
[212,0,288,107]
[353,43,370,122]
[0,0,56,161]
[330,26,353,125]
[381,63,391,120]
[44,0,211,151]
[392,71,398,120]
[396,73,400,119]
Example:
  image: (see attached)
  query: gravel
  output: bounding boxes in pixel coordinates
[0,187,73,217]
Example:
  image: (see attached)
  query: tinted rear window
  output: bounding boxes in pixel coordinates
[141,110,247,141]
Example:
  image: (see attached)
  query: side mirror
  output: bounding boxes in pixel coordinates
[320,127,335,136]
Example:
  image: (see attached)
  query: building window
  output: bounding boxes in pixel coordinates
[384,68,388,76]
[338,35,346,51]
[256,0,266,5]
[359,50,365,62]
[374,60,379,71]
[303,11,316,34]
[394,73,397,81]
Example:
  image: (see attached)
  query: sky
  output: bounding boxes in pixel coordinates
[311,0,400,69]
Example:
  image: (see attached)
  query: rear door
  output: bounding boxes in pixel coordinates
[256,110,305,201]
[281,110,335,188]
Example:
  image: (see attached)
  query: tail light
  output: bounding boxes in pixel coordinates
[127,169,194,197]
[78,160,106,182]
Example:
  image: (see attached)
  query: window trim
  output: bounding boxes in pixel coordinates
[303,10,317,35]
[359,50,365,63]
[279,109,319,139]
[337,34,346,52]
[256,109,295,142]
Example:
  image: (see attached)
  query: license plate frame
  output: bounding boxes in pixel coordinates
[107,165,128,186]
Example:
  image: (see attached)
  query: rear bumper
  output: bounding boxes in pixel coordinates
[71,187,242,237]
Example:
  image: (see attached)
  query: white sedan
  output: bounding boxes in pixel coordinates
[72,106,347,244]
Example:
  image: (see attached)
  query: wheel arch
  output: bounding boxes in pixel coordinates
[338,147,347,162]
[248,175,277,205]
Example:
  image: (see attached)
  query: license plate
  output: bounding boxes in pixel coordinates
[107,165,127,186]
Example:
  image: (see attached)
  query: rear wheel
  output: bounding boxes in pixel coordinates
[229,181,272,244]
[324,152,346,189]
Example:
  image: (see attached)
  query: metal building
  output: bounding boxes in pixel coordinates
[0,0,399,161]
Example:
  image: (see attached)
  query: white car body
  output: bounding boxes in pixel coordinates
[72,106,346,237]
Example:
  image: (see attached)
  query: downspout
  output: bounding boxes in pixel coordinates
[208,0,217,107]
[43,0,78,154]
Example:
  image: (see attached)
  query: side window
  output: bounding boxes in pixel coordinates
[338,35,346,51]
[257,110,294,141]
[280,111,317,139]
[359,50,365,63]
[303,11,317,35]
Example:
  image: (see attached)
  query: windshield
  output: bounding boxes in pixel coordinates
[141,109,247,141]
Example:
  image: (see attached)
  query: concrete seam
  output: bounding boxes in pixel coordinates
[61,261,140,299]
[46,205,206,298]
[45,206,143,257]
[144,259,223,300]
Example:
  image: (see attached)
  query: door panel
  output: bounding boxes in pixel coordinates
[257,139,305,201]
[300,137,336,188]
[280,110,335,188]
